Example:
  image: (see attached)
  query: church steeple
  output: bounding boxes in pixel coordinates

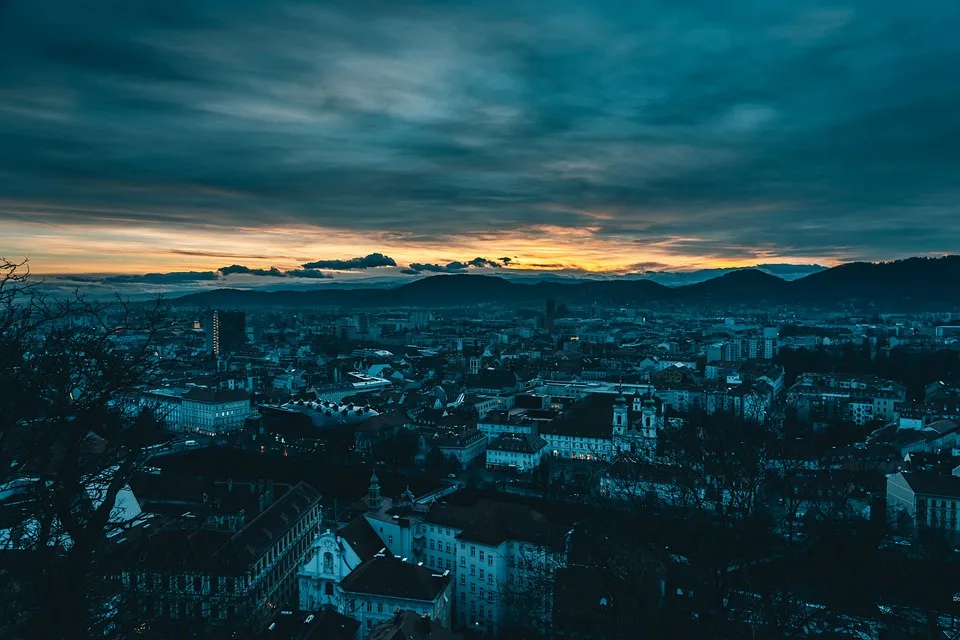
[368,469,381,509]
[612,389,628,436]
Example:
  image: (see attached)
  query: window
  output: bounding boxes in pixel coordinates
[470,565,475,576]
[487,575,493,585]
[471,584,476,594]
[430,540,435,550]
[460,557,466,568]
[323,552,334,574]
[488,556,493,567]
[479,551,485,561]
[480,587,485,599]
[470,546,476,557]
[378,603,384,613]
[325,582,334,596]
[461,593,466,603]
[388,535,393,545]
[446,559,451,570]
[480,569,485,579]
[366,620,372,630]
[460,575,466,586]
[446,543,451,553]
[366,601,372,612]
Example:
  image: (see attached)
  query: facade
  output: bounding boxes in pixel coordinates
[116,482,321,632]
[206,310,246,355]
[887,471,960,537]
[787,373,906,426]
[485,433,547,472]
[424,428,487,467]
[337,556,453,638]
[142,387,254,435]
[423,500,568,636]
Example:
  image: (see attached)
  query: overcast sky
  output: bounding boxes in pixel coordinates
[2,0,959,275]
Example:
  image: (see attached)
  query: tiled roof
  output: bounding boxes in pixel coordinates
[338,557,450,602]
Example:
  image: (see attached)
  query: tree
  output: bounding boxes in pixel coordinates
[425,447,446,474]
[445,453,461,476]
[0,258,168,640]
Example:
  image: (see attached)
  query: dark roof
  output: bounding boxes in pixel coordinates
[304,608,361,640]
[899,472,960,499]
[338,557,450,602]
[465,368,518,391]
[426,499,561,548]
[487,433,547,454]
[339,516,391,561]
[116,481,321,576]
[370,610,463,640]
[182,387,251,404]
[212,482,321,568]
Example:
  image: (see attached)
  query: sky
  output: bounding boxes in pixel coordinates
[2,0,960,280]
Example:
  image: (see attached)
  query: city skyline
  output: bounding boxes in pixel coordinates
[4,0,960,275]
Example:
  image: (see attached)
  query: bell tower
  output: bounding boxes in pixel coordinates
[612,390,628,436]
[368,469,381,509]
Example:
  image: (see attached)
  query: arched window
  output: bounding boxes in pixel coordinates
[323,552,334,574]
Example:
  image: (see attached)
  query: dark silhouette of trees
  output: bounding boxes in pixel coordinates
[0,258,168,640]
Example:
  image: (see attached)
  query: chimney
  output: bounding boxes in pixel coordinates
[393,608,403,624]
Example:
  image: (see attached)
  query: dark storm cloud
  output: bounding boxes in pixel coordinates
[405,257,503,273]
[3,0,960,259]
[301,253,396,270]
[286,268,332,279]
[103,271,219,284]
[218,264,286,277]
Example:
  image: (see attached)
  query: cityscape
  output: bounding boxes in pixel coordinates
[4,1,960,639]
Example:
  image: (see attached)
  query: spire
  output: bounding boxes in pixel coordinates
[368,468,381,509]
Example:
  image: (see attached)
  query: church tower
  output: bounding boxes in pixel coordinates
[640,396,658,439]
[612,391,628,436]
[368,470,381,510]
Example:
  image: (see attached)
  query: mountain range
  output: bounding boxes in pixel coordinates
[168,256,960,310]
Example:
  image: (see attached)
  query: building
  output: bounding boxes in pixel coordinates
[423,500,569,635]
[370,609,462,640]
[539,391,663,462]
[206,310,246,356]
[115,482,322,632]
[424,428,487,468]
[485,433,547,472]
[786,373,906,427]
[298,517,388,612]
[337,556,453,638]
[887,471,960,538]
[142,387,254,435]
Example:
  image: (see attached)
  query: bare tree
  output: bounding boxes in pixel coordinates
[0,258,169,640]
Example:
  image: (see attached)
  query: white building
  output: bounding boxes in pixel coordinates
[337,556,453,638]
[141,387,254,435]
[485,434,547,472]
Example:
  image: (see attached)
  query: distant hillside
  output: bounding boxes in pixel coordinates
[168,256,960,309]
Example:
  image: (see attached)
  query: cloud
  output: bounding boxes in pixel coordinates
[499,257,512,264]
[301,253,396,270]
[103,271,219,284]
[4,0,960,267]
[405,257,504,274]
[286,268,332,279]
[171,249,272,259]
[218,264,286,277]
